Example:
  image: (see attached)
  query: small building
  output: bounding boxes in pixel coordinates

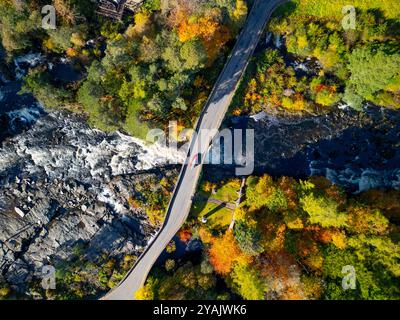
[97,0,145,20]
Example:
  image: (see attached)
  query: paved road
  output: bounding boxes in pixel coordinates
[104,0,287,300]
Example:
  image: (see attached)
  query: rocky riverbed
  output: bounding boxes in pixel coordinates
[205,105,400,193]
[0,50,188,296]
[250,106,400,192]
[0,110,182,294]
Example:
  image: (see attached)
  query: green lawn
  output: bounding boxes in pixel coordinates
[191,202,233,229]
[190,179,241,229]
[212,179,241,203]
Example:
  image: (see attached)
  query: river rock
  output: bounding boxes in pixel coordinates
[0,110,179,294]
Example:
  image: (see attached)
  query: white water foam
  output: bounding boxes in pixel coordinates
[116,131,187,171]
[98,187,127,214]
[274,34,284,49]
[14,53,45,80]
[292,61,309,72]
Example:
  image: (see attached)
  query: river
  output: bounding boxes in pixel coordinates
[204,106,400,194]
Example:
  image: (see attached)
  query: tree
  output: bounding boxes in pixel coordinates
[77,60,122,132]
[301,275,323,299]
[172,97,188,111]
[44,26,74,53]
[145,263,218,300]
[200,255,214,275]
[126,11,152,37]
[322,245,400,300]
[232,0,248,28]
[348,235,400,277]
[0,286,10,300]
[230,261,266,300]
[180,40,207,71]
[165,259,176,272]
[21,68,72,109]
[119,66,149,102]
[177,13,219,43]
[300,194,348,228]
[315,89,340,107]
[343,86,364,110]
[245,175,287,211]
[0,4,39,53]
[346,46,400,108]
[208,231,245,275]
[54,0,78,25]
[166,240,176,253]
[178,229,192,243]
[135,279,156,300]
[234,220,264,256]
[347,206,389,235]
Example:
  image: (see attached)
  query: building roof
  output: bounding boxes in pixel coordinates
[97,0,144,20]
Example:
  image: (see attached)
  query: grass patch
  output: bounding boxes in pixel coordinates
[212,179,241,203]
[190,179,241,229]
[192,202,233,229]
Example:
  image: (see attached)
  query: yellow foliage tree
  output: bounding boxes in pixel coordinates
[331,231,346,249]
[135,282,154,300]
[126,11,152,38]
[177,14,219,43]
[54,0,76,25]
[232,0,248,27]
[175,9,231,64]
[70,32,85,48]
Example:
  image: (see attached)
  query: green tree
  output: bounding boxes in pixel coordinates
[21,68,72,109]
[300,194,347,228]
[346,46,400,108]
[230,261,266,300]
[234,221,264,256]
[0,4,40,53]
[45,26,74,53]
[180,40,207,71]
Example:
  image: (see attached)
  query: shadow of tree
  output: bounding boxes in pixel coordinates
[203,202,227,219]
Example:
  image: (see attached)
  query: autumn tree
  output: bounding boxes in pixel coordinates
[246,175,287,211]
[135,279,156,300]
[208,230,247,275]
[234,220,264,256]
[230,260,266,300]
[300,194,347,228]
[347,206,389,235]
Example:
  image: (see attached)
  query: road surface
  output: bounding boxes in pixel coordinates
[104,0,287,300]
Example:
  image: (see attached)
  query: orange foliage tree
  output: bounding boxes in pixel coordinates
[178,229,192,243]
[174,9,232,64]
[208,230,247,275]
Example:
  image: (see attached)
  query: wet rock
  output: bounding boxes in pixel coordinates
[0,110,180,294]
[208,106,400,193]
[14,207,25,218]
[186,239,203,252]
[5,259,30,286]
